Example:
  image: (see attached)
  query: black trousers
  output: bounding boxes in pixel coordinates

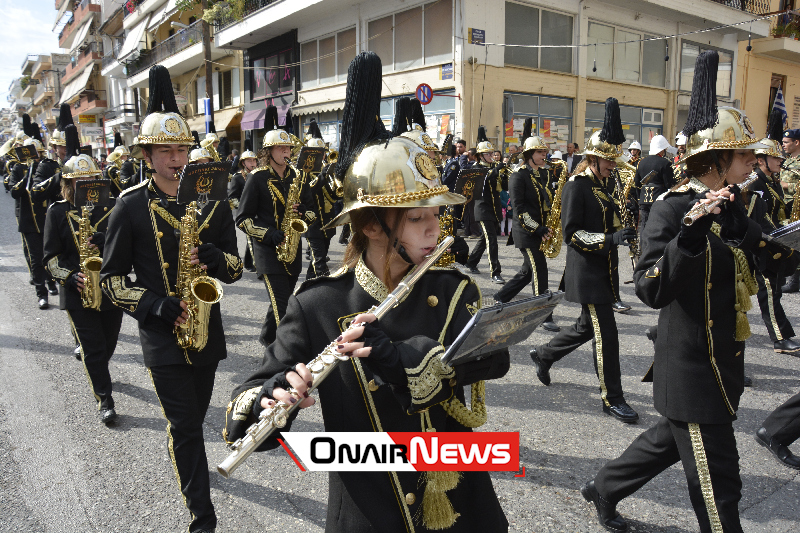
[260,272,299,346]
[68,307,124,410]
[537,303,624,405]
[595,416,743,533]
[306,234,331,279]
[21,232,47,299]
[149,362,219,533]
[466,221,501,277]
[756,271,794,342]
[243,245,253,270]
[495,247,548,302]
[763,390,800,447]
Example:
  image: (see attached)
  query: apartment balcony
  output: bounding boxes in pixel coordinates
[63,42,103,85]
[58,0,100,50]
[31,57,53,79]
[73,89,107,116]
[751,12,800,62]
[33,84,56,106]
[21,82,37,99]
[55,0,69,9]
[101,40,124,69]
[104,104,137,127]
[21,55,38,75]
[214,0,325,49]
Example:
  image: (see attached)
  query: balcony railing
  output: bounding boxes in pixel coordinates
[104,104,136,121]
[58,0,100,45]
[73,89,107,114]
[706,0,771,15]
[102,40,124,68]
[771,12,800,39]
[123,0,145,18]
[213,0,278,31]
[71,41,103,68]
[126,20,204,78]
[33,84,57,105]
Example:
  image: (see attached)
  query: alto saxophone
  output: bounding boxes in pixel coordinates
[435,206,456,267]
[276,166,308,263]
[79,205,103,311]
[614,165,639,259]
[541,160,568,258]
[175,201,224,351]
[217,236,454,478]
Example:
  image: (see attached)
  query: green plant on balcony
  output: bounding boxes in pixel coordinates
[176,0,248,24]
[20,76,31,90]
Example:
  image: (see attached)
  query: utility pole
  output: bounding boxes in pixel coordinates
[200,0,214,129]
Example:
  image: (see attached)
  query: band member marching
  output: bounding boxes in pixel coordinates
[236,105,316,346]
[100,65,243,533]
[530,98,639,424]
[627,141,642,167]
[751,109,800,354]
[582,51,774,533]
[223,50,510,533]
[493,134,560,332]
[43,129,123,425]
[228,148,258,272]
[780,128,800,292]
[465,127,506,284]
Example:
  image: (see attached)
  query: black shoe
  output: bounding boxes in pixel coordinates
[774,338,800,354]
[541,320,560,332]
[611,301,631,313]
[256,274,264,280]
[491,275,505,284]
[744,375,753,387]
[38,298,49,310]
[469,266,480,274]
[100,408,118,425]
[245,266,256,273]
[603,402,639,423]
[47,284,58,296]
[581,481,628,532]
[755,427,800,470]
[781,272,800,293]
[28,278,34,285]
[529,348,551,386]
[74,346,82,360]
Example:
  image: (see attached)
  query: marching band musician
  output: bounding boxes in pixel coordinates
[201,131,221,162]
[780,128,800,293]
[43,128,123,425]
[635,134,677,237]
[583,51,773,533]
[99,65,243,533]
[104,133,130,194]
[119,138,142,187]
[493,135,560,332]
[189,147,214,164]
[530,98,640,424]
[627,141,642,167]
[751,109,800,354]
[464,127,506,284]
[224,50,510,533]
[228,148,258,272]
[235,105,316,346]
[304,120,340,279]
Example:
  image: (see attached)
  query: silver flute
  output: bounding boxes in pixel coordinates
[217,236,455,478]
[682,172,758,226]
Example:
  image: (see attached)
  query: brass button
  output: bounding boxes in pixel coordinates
[405,493,416,505]
[759,241,766,248]
[162,262,170,269]
[427,295,438,307]
[707,282,712,289]
[708,319,714,327]
[103,207,108,211]
[130,306,135,312]
[157,231,163,238]
[653,267,660,276]
[773,252,782,260]
[449,377,457,387]
[368,379,379,392]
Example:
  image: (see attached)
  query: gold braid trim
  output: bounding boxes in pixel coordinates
[47,256,72,281]
[441,380,487,428]
[688,423,724,533]
[224,252,243,279]
[357,186,449,206]
[710,223,758,340]
[406,346,455,407]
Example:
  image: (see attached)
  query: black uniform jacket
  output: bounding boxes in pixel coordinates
[43,199,116,311]
[744,178,800,276]
[473,162,504,222]
[509,166,551,250]
[100,180,243,367]
[235,165,316,277]
[31,158,63,207]
[229,263,509,533]
[750,168,788,226]
[103,165,130,195]
[119,159,139,186]
[227,171,245,209]
[560,168,621,304]
[634,178,765,423]
[9,160,47,233]
[307,164,341,240]
[635,154,674,207]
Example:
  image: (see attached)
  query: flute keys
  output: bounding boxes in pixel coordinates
[309,360,324,373]
[322,352,336,365]
[274,409,288,428]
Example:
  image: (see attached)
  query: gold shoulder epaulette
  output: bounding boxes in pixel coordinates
[251,166,272,175]
[657,184,690,201]
[118,179,148,198]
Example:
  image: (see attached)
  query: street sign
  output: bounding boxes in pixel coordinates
[468,28,485,46]
[79,115,96,124]
[416,83,433,105]
[439,63,453,81]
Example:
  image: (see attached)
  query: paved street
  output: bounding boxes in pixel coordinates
[0,189,798,533]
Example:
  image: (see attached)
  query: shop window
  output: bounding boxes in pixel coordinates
[220,69,232,108]
[588,22,666,88]
[680,41,733,98]
[585,101,662,151]
[301,27,358,87]
[379,91,457,146]
[251,49,293,100]
[505,2,572,74]
[503,92,573,153]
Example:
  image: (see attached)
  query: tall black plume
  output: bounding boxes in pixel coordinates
[682,50,719,138]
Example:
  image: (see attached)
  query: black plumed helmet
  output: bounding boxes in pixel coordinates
[336,51,391,182]
[113,132,123,148]
[410,98,426,131]
[265,105,278,131]
[209,121,216,134]
[65,125,80,158]
[477,126,488,143]
[57,103,74,131]
[30,124,43,142]
[283,109,294,134]
[392,97,412,136]
[521,118,533,144]
[766,108,784,141]
[218,136,229,159]
[306,119,323,139]
[146,65,180,115]
[22,114,33,137]
[244,137,252,152]
[191,131,200,148]
[599,98,625,145]
[682,50,719,138]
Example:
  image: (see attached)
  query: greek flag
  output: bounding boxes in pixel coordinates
[773,85,788,127]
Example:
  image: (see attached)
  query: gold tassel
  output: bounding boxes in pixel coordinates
[736,277,752,313]
[421,471,462,530]
[735,307,751,341]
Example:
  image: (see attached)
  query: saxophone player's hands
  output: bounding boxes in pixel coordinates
[270,230,286,247]
[292,202,307,215]
[150,296,189,326]
[261,363,316,410]
[67,272,86,292]
[191,243,223,272]
[89,232,105,253]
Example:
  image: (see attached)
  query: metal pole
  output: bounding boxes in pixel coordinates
[201,0,215,127]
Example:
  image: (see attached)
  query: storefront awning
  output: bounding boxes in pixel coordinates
[241,108,266,131]
[185,108,242,135]
[292,100,345,116]
[118,14,151,62]
[58,66,93,105]
[147,0,177,31]
[53,1,71,31]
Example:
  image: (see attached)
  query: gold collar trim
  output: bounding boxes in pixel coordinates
[688,178,710,193]
[355,257,389,302]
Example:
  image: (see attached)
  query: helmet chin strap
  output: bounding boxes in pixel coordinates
[371,208,414,265]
